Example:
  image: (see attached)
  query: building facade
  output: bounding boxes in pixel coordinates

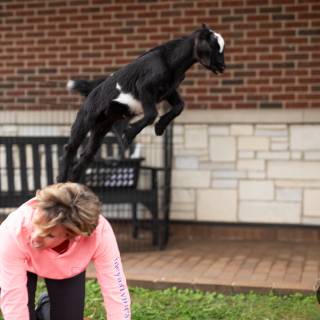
[1,0,320,225]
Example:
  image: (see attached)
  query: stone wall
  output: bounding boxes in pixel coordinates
[171,109,320,225]
[1,109,320,225]
[1,0,320,111]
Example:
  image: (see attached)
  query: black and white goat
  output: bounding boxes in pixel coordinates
[67,76,131,154]
[57,25,225,183]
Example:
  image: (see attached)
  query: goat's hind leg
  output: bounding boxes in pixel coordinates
[57,109,94,183]
[155,91,184,136]
[69,117,113,182]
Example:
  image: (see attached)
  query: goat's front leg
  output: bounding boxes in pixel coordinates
[155,90,184,136]
[123,93,158,146]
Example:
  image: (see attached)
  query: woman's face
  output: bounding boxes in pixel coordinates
[31,210,70,249]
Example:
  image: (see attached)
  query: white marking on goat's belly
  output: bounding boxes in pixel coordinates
[113,83,143,115]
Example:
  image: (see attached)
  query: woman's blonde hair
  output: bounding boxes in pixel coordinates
[32,182,101,237]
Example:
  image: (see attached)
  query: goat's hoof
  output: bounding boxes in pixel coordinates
[154,123,165,136]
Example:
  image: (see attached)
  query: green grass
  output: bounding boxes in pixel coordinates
[1,280,320,319]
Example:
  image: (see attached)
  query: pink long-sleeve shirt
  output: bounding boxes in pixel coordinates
[0,199,131,320]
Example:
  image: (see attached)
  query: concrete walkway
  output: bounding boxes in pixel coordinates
[87,239,320,295]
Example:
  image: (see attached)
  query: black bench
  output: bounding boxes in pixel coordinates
[0,135,166,248]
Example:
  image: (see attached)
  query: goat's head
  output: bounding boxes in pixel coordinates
[194,24,225,74]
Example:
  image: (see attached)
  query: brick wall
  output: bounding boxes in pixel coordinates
[0,0,319,111]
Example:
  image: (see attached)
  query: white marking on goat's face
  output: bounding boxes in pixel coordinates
[113,82,143,115]
[213,31,224,53]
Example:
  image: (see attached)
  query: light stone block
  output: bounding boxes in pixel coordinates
[17,111,76,124]
[140,126,153,135]
[199,155,209,162]
[268,161,320,179]
[238,151,255,159]
[176,109,320,125]
[238,137,269,150]
[239,201,300,223]
[230,125,253,136]
[239,180,274,200]
[291,152,302,160]
[271,142,288,151]
[173,136,184,145]
[172,170,210,188]
[212,179,237,189]
[171,202,195,212]
[237,160,265,171]
[170,211,196,220]
[175,156,199,169]
[0,111,16,124]
[255,125,288,137]
[1,125,18,136]
[185,125,208,149]
[209,137,236,162]
[302,216,320,225]
[200,162,235,170]
[136,134,152,144]
[18,126,61,136]
[171,188,195,203]
[213,170,247,179]
[256,124,287,130]
[276,180,320,188]
[197,189,237,222]
[174,148,207,157]
[248,171,266,179]
[208,125,229,136]
[57,126,71,136]
[290,125,320,150]
[173,125,184,135]
[305,152,320,160]
[257,151,290,160]
[272,137,288,142]
[276,188,302,202]
[304,189,320,217]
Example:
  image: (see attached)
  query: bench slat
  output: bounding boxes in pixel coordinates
[5,143,14,192]
[32,144,41,189]
[45,144,54,185]
[107,143,113,158]
[19,143,29,191]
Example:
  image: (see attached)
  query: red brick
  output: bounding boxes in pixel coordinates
[0,0,318,111]
[137,12,158,19]
[286,102,309,108]
[247,14,270,22]
[223,95,244,101]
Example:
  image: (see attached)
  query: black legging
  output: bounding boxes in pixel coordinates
[27,271,86,320]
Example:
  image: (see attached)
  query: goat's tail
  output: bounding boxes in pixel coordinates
[66,77,105,97]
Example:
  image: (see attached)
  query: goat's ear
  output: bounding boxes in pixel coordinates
[194,35,211,67]
[198,26,211,41]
